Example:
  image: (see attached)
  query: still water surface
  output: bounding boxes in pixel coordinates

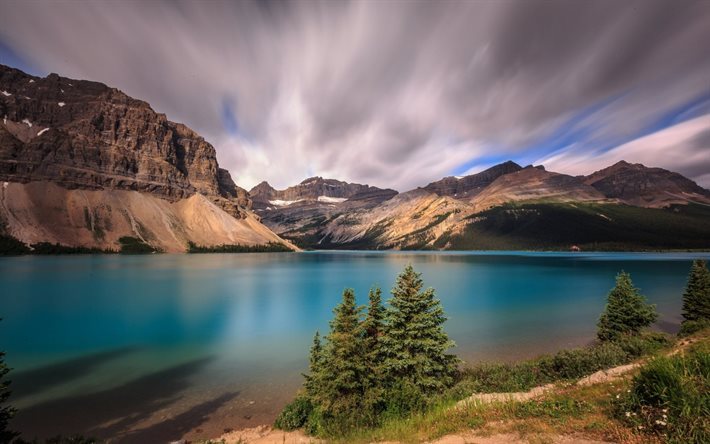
[1,251,707,441]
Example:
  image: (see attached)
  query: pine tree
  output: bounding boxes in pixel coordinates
[304,331,324,399]
[361,287,386,414]
[1,321,18,443]
[363,287,385,358]
[597,271,658,341]
[315,289,367,417]
[681,260,710,322]
[381,265,458,396]
[679,260,710,336]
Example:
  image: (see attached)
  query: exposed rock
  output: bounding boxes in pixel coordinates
[0,64,293,250]
[423,161,522,198]
[249,176,397,210]
[250,177,398,243]
[470,166,605,212]
[0,63,249,218]
[584,160,710,207]
[0,182,295,253]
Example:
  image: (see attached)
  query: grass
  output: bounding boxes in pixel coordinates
[450,333,669,396]
[614,340,709,443]
[277,332,673,442]
[327,330,708,444]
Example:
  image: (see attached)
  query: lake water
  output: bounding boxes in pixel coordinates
[1,251,708,442]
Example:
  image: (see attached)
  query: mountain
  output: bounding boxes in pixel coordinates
[249,177,398,241]
[265,161,710,251]
[0,64,292,252]
[470,165,605,212]
[423,160,523,198]
[250,176,397,210]
[584,161,710,207]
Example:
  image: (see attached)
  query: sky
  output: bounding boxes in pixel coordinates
[0,0,709,191]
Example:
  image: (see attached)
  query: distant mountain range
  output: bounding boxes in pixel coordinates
[2,64,709,252]
[253,161,710,251]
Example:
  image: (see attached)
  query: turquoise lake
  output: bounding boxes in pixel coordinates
[1,251,708,442]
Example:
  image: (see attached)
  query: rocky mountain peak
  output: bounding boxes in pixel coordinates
[0,63,250,218]
[250,176,397,210]
[584,161,710,207]
[423,160,523,198]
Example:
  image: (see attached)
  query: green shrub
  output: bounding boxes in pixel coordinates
[539,342,627,380]
[452,333,669,398]
[616,343,709,443]
[274,395,313,431]
[679,319,710,337]
[0,234,30,255]
[615,332,670,357]
[118,236,157,254]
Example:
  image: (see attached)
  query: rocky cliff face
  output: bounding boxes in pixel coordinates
[0,64,250,218]
[423,160,523,198]
[248,177,398,240]
[250,176,397,210]
[264,161,710,250]
[470,166,605,212]
[0,64,294,252]
[583,161,710,207]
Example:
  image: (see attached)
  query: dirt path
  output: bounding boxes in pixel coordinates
[215,340,704,444]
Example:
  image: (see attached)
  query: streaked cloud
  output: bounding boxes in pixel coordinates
[540,115,710,186]
[0,0,708,190]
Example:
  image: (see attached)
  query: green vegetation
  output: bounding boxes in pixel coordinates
[117,236,158,254]
[680,260,710,337]
[452,333,668,396]
[0,235,30,256]
[448,202,710,251]
[276,265,458,436]
[0,234,117,255]
[186,241,293,253]
[0,321,18,443]
[29,242,114,255]
[275,266,689,441]
[615,341,709,443]
[597,272,658,341]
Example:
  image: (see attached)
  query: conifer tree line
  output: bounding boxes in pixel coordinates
[276,265,459,434]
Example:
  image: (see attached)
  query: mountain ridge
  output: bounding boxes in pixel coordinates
[0,64,293,252]
[254,160,710,250]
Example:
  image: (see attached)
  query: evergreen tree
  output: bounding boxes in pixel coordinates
[681,260,710,322]
[361,287,386,414]
[303,331,324,399]
[679,260,710,336]
[363,287,385,357]
[315,289,367,417]
[1,321,18,443]
[597,271,658,341]
[381,265,458,396]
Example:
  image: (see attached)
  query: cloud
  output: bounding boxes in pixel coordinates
[539,115,710,187]
[0,0,708,190]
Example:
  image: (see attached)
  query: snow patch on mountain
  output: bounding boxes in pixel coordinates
[318,196,348,203]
